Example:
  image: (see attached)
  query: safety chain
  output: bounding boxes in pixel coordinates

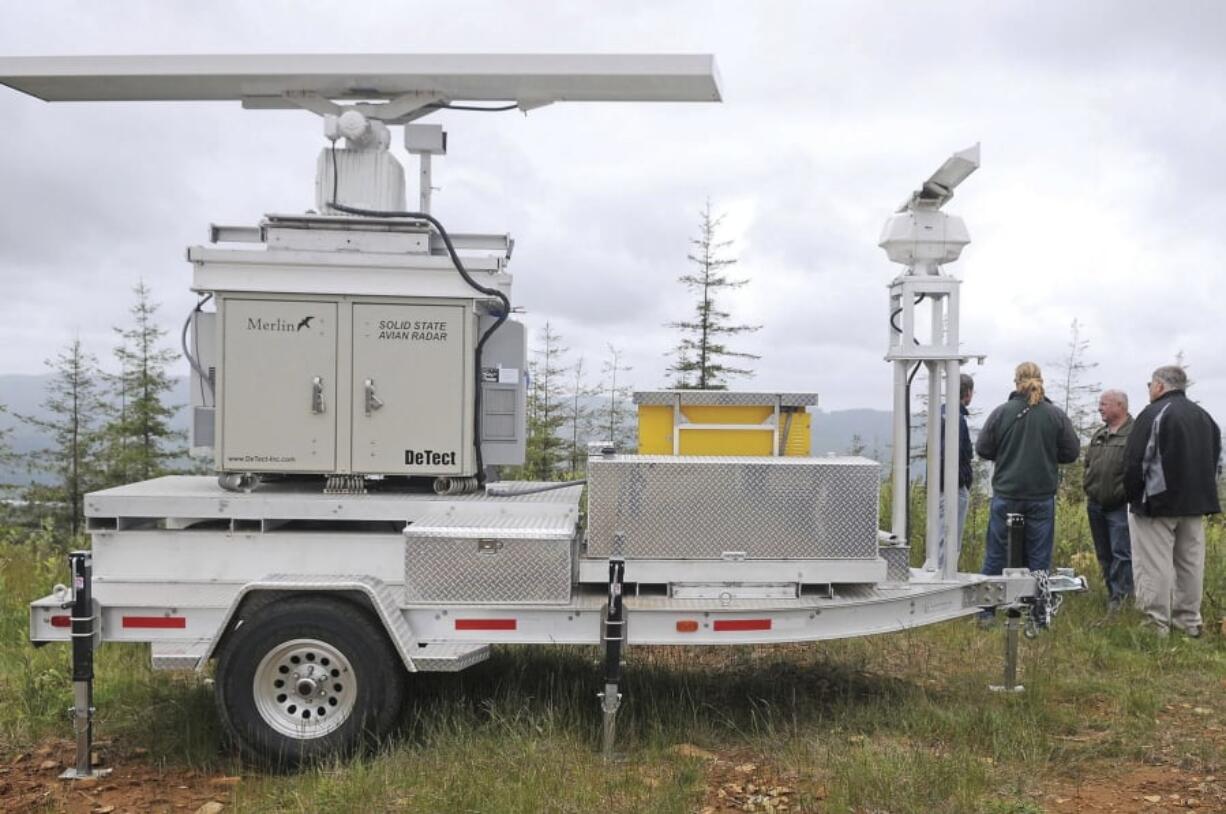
[1023,570,1064,639]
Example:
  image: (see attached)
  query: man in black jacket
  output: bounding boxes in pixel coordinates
[1123,365,1221,638]
[975,362,1080,586]
[928,373,975,573]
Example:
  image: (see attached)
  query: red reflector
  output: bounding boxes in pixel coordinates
[676,620,699,633]
[122,616,187,629]
[50,615,71,628]
[713,618,772,632]
[455,618,517,631]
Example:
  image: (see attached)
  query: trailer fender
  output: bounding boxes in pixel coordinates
[204,574,418,673]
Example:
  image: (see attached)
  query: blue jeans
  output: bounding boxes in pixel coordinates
[1087,500,1133,601]
[982,495,1056,576]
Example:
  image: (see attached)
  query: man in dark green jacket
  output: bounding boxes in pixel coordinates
[975,363,1080,587]
[1083,389,1133,612]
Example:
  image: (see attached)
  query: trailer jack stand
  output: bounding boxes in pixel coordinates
[988,608,1025,694]
[989,513,1026,694]
[599,683,623,761]
[61,551,111,781]
[599,557,626,762]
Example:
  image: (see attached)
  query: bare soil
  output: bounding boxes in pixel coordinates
[0,739,236,814]
[1045,765,1226,813]
[4,696,1223,814]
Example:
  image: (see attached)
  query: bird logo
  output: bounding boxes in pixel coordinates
[297,316,315,332]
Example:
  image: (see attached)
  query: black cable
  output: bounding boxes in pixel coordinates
[181,293,215,407]
[426,101,519,112]
[889,292,927,335]
[328,142,510,484]
[487,479,586,497]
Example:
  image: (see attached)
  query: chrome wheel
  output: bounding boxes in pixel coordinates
[252,638,356,739]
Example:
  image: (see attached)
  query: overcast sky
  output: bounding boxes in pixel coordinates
[1,1,1223,428]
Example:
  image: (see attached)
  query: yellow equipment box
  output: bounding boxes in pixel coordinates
[634,391,817,456]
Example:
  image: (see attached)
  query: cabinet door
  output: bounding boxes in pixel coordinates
[351,303,466,474]
[220,300,337,472]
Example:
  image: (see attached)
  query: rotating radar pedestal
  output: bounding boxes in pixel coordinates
[879,144,985,582]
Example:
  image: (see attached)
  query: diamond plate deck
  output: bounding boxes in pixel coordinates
[85,475,583,524]
[587,455,879,560]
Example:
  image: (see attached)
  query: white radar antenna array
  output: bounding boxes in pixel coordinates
[0,53,722,215]
[879,144,984,581]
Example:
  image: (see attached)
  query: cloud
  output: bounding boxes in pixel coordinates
[0,1,1222,429]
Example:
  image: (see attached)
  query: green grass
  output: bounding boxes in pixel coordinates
[2,503,1224,813]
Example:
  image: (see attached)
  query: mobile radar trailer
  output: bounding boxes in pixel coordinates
[1,54,1084,771]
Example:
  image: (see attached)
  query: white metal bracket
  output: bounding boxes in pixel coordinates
[356,92,446,123]
[249,90,446,125]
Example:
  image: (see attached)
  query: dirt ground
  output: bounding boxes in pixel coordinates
[1045,765,1226,813]
[1,739,236,814]
[3,726,1223,813]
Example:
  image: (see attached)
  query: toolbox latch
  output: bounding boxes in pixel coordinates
[477,538,504,555]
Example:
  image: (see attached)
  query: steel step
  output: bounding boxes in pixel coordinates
[412,642,491,672]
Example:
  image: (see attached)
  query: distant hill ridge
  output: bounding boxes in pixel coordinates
[0,374,894,484]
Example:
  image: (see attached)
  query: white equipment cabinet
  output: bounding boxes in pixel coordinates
[214,290,474,477]
[2,53,1086,771]
[196,214,499,486]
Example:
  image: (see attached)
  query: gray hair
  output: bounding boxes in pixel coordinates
[1151,365,1188,392]
[1100,388,1128,409]
[960,373,974,399]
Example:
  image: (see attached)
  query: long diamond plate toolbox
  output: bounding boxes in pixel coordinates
[405,506,577,604]
[586,455,880,560]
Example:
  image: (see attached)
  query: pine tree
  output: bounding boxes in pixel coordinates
[1049,318,1101,441]
[565,355,597,477]
[520,322,572,481]
[667,200,761,389]
[101,281,185,484]
[846,433,867,456]
[0,404,16,494]
[18,339,108,535]
[599,343,636,452]
[1048,318,1100,502]
[1174,349,1194,388]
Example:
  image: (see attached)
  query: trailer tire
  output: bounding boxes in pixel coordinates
[214,595,405,768]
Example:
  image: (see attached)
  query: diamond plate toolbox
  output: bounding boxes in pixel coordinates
[586,455,880,559]
[879,544,911,581]
[405,506,577,604]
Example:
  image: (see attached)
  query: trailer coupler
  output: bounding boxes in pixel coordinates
[598,557,626,762]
